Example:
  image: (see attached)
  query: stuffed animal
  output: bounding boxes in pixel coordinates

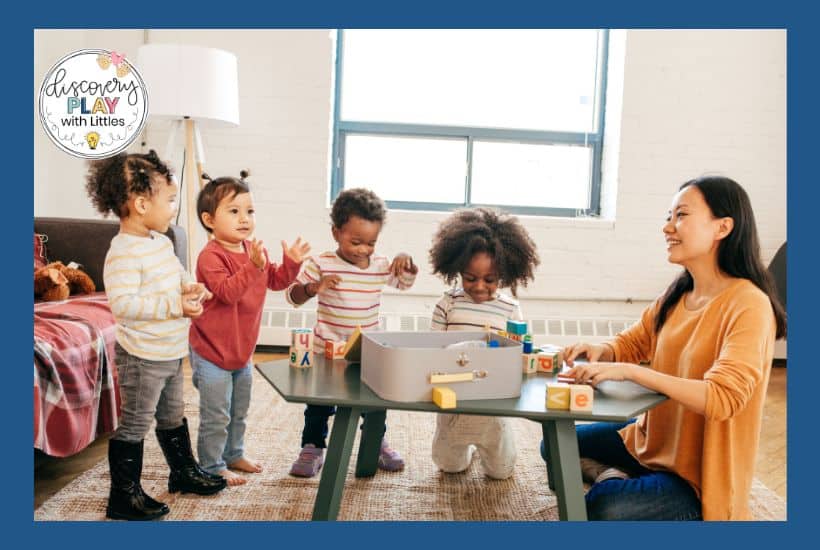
[34,261,96,302]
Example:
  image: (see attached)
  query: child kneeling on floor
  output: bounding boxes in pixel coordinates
[428,207,540,479]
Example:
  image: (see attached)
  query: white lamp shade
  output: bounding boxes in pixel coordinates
[136,44,240,127]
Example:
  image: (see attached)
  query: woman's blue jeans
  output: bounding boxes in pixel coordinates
[540,420,702,520]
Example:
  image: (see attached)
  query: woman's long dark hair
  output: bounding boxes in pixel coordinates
[655,176,786,339]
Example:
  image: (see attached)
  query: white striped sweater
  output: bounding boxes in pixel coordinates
[103,231,193,361]
[287,251,416,352]
[431,288,523,333]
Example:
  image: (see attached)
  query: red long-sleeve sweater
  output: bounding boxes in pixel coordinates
[190,239,301,370]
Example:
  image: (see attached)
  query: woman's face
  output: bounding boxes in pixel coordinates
[663,185,731,267]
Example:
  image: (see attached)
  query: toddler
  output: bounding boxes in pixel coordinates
[286,188,417,477]
[189,170,310,485]
[86,150,226,521]
[428,207,540,479]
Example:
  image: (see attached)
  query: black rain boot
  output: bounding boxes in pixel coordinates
[106,439,170,521]
[155,418,227,495]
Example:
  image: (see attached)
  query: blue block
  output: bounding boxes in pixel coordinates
[506,319,527,335]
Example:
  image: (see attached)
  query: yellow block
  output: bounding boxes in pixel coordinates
[570,384,594,412]
[432,386,457,409]
[546,383,571,410]
[342,325,362,361]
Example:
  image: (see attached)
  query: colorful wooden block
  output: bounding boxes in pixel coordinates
[324,339,347,359]
[546,383,571,410]
[291,328,314,351]
[570,384,594,412]
[432,386,457,409]
[508,333,523,343]
[342,325,363,361]
[506,319,528,335]
[539,344,565,368]
[289,347,313,368]
[522,353,537,375]
[536,351,561,374]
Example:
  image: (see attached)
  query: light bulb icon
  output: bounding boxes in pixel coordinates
[86,132,100,150]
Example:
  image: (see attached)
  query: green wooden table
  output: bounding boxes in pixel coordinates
[256,357,666,521]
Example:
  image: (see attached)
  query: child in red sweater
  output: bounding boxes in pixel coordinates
[189,170,311,485]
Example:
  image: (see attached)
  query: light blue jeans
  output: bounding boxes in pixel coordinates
[190,348,253,475]
[540,420,702,521]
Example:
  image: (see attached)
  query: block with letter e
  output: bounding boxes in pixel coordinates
[570,384,594,412]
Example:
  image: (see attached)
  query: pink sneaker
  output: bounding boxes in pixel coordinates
[378,438,405,472]
[289,444,324,477]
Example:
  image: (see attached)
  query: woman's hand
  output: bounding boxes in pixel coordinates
[564,362,636,387]
[563,342,614,366]
[282,237,311,264]
[389,253,417,277]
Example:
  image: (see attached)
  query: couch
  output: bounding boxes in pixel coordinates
[34,217,187,457]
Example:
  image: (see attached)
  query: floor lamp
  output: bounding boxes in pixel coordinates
[136,43,240,269]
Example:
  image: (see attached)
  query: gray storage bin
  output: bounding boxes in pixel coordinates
[360,331,523,402]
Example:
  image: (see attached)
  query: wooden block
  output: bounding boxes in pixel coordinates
[291,328,314,351]
[546,383,571,410]
[539,344,565,367]
[324,339,347,359]
[342,325,362,361]
[432,386,456,409]
[506,319,527,335]
[536,352,557,373]
[522,353,537,375]
[289,347,313,368]
[570,384,594,412]
[509,333,523,343]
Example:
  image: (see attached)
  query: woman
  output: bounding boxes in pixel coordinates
[547,176,786,520]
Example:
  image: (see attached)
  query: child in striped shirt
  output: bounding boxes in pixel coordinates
[428,207,540,479]
[86,150,226,521]
[286,188,418,477]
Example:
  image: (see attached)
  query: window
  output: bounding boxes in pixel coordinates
[331,29,609,216]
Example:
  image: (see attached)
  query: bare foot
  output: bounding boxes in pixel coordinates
[219,469,247,486]
[228,456,263,473]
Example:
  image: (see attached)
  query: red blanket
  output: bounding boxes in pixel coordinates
[34,292,120,457]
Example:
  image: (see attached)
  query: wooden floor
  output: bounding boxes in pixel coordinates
[34,355,787,510]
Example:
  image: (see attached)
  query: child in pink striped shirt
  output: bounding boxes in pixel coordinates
[286,188,417,477]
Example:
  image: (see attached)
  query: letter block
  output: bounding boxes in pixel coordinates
[546,383,571,410]
[432,386,457,409]
[290,347,313,368]
[324,339,347,359]
[291,328,314,351]
[570,384,594,412]
[522,353,537,374]
[506,319,528,335]
[536,351,561,374]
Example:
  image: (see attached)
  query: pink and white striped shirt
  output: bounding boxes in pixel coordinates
[286,251,416,353]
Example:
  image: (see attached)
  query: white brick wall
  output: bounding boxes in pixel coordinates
[34,29,786,322]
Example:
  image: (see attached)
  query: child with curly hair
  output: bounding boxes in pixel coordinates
[428,207,540,479]
[86,150,226,521]
[286,187,418,477]
[189,170,310,486]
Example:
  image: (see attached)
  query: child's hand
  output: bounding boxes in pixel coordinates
[247,238,268,270]
[182,282,212,303]
[390,253,417,277]
[282,237,311,264]
[316,274,342,294]
[182,291,204,319]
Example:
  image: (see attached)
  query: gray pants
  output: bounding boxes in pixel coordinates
[112,342,185,443]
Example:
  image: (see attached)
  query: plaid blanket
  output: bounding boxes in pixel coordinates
[34,292,120,457]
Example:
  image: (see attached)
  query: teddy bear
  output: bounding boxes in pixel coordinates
[34,261,96,302]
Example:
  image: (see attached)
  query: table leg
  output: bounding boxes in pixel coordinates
[355,409,386,477]
[312,406,361,521]
[541,436,556,491]
[542,419,587,521]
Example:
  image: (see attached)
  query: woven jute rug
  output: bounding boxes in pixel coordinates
[35,366,786,521]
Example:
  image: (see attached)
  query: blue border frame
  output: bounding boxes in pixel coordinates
[330,29,609,217]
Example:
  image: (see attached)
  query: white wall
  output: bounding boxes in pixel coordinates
[34,29,786,321]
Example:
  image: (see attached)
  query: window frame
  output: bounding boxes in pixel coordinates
[330,29,610,217]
